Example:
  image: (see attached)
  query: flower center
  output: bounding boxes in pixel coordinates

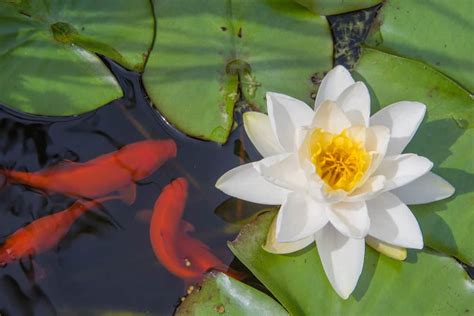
[308,128,370,192]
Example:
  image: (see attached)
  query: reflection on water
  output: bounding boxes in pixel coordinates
[0,58,261,315]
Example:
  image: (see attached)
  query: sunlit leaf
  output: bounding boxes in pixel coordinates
[229,210,473,316]
[0,0,154,116]
[143,0,332,143]
[175,272,288,316]
[355,48,474,265]
[366,0,474,92]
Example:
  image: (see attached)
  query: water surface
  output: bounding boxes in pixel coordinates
[0,58,258,316]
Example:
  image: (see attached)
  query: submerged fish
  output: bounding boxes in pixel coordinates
[0,194,129,266]
[3,139,177,200]
[149,178,227,280]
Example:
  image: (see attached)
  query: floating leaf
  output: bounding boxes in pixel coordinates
[293,0,381,15]
[355,48,474,265]
[143,0,332,143]
[0,0,154,116]
[175,272,288,316]
[366,0,474,92]
[229,210,473,315]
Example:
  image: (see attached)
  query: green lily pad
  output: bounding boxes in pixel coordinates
[143,0,332,143]
[175,272,288,316]
[366,0,474,92]
[229,210,473,316]
[0,0,154,116]
[293,0,381,15]
[354,48,474,265]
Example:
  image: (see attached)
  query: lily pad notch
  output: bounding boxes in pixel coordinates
[143,0,333,144]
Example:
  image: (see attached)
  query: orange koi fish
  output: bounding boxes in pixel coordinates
[149,178,227,280]
[0,195,124,266]
[3,139,177,200]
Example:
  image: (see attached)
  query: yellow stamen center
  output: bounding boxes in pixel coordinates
[309,128,370,192]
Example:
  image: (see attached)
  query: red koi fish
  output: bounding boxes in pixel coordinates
[3,139,177,200]
[0,195,124,266]
[149,178,227,280]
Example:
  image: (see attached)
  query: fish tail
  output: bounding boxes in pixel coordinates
[224,268,248,281]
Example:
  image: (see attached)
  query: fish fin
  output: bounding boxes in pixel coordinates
[135,209,153,223]
[117,183,137,205]
[224,268,247,281]
[179,220,195,233]
[32,260,48,282]
[20,258,47,283]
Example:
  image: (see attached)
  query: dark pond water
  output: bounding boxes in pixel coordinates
[0,57,261,316]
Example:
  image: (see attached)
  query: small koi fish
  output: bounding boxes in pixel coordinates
[3,139,177,201]
[0,195,125,266]
[149,178,228,280]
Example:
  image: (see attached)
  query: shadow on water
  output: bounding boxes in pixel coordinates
[0,56,264,315]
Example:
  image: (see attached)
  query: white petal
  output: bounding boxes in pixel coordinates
[337,82,370,126]
[243,112,284,157]
[350,126,390,189]
[367,192,423,249]
[308,178,347,204]
[267,92,314,152]
[391,172,455,205]
[327,201,370,238]
[315,65,355,108]
[370,101,426,155]
[294,126,310,150]
[347,175,386,201]
[258,153,307,191]
[311,100,352,134]
[215,161,290,205]
[365,125,390,155]
[263,215,315,254]
[316,225,365,299]
[276,192,328,243]
[374,154,433,192]
[345,125,366,144]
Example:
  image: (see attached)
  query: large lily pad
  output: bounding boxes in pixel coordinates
[143,0,332,143]
[293,0,381,15]
[0,0,154,116]
[175,272,288,316]
[229,210,473,316]
[366,0,474,92]
[354,48,474,265]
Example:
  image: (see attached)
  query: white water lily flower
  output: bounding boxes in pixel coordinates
[215,65,455,299]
